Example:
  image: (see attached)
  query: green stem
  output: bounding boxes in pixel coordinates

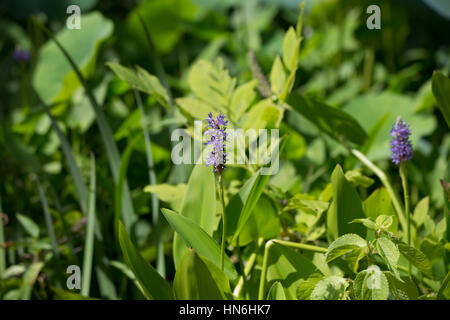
[134,89,165,277]
[233,238,264,297]
[350,149,407,235]
[218,174,227,271]
[0,192,6,276]
[257,239,328,299]
[399,162,412,277]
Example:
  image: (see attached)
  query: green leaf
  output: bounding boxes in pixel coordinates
[343,92,436,160]
[126,0,199,53]
[266,281,286,300]
[354,266,389,300]
[162,208,238,280]
[266,242,319,300]
[237,194,281,246]
[270,55,286,96]
[226,170,271,243]
[296,273,323,300]
[20,262,45,300]
[375,215,394,230]
[118,221,172,300]
[327,165,366,241]
[309,276,348,300]
[431,71,450,128]
[173,164,217,268]
[437,271,450,300]
[287,92,367,145]
[325,233,367,269]
[33,12,113,104]
[144,183,186,212]
[51,286,99,300]
[397,243,433,278]
[350,218,378,230]
[385,272,419,300]
[16,214,39,239]
[413,197,429,228]
[376,237,400,278]
[106,62,169,107]
[282,27,301,72]
[173,250,232,300]
[363,188,397,233]
[230,80,257,119]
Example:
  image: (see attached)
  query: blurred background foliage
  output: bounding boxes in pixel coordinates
[0,0,449,299]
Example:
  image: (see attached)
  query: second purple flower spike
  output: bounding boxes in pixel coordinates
[204,112,228,174]
[390,117,413,165]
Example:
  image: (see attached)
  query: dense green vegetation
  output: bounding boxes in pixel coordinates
[0,0,449,300]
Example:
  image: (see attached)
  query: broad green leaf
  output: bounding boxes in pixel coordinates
[266,282,286,300]
[385,272,419,300]
[230,80,257,119]
[309,276,348,300]
[376,215,394,230]
[106,62,169,107]
[327,165,366,241]
[325,233,367,269]
[354,266,389,300]
[33,12,113,104]
[350,218,378,231]
[397,243,433,278]
[118,221,172,300]
[282,27,301,71]
[237,195,281,246]
[296,273,323,300]
[431,71,450,128]
[173,250,232,300]
[162,208,238,280]
[241,99,283,130]
[266,242,319,300]
[343,92,436,160]
[287,92,367,145]
[188,58,236,112]
[144,183,186,212]
[413,197,429,228]
[226,170,270,243]
[173,164,217,268]
[126,0,199,53]
[363,188,397,233]
[376,237,400,278]
[270,55,286,96]
[16,214,39,238]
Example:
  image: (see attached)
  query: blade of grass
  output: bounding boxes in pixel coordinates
[34,175,59,258]
[0,192,6,276]
[134,89,165,277]
[31,86,117,299]
[81,154,96,297]
[32,86,88,213]
[33,18,137,232]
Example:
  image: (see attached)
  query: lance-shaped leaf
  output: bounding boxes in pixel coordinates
[397,243,433,278]
[431,71,450,128]
[162,208,238,280]
[118,221,172,300]
[286,92,367,145]
[173,164,217,268]
[173,250,233,300]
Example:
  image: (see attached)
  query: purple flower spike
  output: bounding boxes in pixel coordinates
[204,112,228,174]
[13,47,30,63]
[390,117,413,165]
